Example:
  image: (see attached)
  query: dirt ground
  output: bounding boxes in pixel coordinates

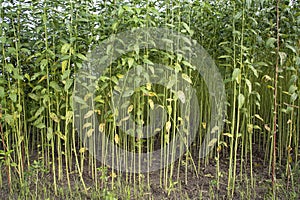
[0,144,298,200]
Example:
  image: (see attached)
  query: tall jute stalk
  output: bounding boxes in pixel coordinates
[272,0,280,193]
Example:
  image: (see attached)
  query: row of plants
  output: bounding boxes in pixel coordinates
[0,0,299,199]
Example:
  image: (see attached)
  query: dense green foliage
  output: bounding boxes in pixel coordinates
[0,0,299,199]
